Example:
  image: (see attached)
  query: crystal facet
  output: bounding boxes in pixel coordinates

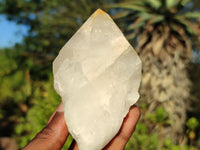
[53,9,141,150]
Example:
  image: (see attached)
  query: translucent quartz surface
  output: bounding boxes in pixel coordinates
[53,9,141,150]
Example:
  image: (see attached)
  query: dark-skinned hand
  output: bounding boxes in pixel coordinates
[23,103,140,150]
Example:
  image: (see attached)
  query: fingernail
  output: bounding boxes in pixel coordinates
[57,102,64,112]
[48,111,66,129]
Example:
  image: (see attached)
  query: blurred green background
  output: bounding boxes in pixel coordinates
[0,0,200,149]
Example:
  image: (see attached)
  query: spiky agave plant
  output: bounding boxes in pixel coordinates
[110,0,200,144]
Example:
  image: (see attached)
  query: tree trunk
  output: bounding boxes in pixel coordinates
[136,27,191,145]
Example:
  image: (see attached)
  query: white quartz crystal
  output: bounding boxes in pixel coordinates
[53,9,141,150]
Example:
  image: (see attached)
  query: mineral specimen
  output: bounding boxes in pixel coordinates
[53,9,141,150]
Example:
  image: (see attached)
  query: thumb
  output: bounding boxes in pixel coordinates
[23,110,69,150]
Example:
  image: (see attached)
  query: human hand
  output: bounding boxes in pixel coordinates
[23,103,140,150]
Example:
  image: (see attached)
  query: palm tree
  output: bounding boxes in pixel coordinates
[110,0,200,145]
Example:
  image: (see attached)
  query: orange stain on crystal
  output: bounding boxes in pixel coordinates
[93,9,105,18]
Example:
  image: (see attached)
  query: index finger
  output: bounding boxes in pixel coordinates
[104,105,141,150]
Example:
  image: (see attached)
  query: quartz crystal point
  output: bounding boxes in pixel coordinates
[53,9,141,150]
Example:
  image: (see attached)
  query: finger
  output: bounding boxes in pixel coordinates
[47,102,64,124]
[23,111,69,150]
[104,105,141,150]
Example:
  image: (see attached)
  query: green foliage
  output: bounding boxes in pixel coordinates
[110,0,200,148]
[125,104,199,150]
[126,122,159,150]
[146,106,171,125]
[110,0,200,41]
[186,117,199,146]
[0,49,73,149]
[0,0,200,150]
[0,49,31,137]
[14,77,61,148]
[125,120,198,150]
[0,0,106,54]
[186,117,199,130]
[0,0,108,149]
